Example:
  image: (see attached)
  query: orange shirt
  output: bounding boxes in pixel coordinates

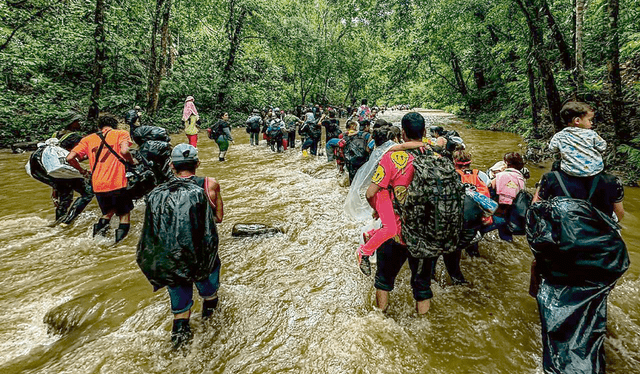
[72,128,131,193]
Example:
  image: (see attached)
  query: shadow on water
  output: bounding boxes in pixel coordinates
[0,109,638,373]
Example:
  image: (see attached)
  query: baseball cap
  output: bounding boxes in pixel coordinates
[171,144,199,163]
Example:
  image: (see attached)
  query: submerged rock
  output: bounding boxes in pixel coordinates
[231,223,282,237]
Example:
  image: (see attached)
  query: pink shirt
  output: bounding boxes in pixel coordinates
[495,168,525,204]
[372,150,416,205]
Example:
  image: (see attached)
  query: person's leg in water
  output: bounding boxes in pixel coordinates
[301,137,313,156]
[480,215,512,241]
[167,284,195,349]
[357,189,401,275]
[53,183,74,222]
[60,178,94,225]
[326,138,340,162]
[310,138,319,155]
[442,250,467,285]
[288,131,296,148]
[195,255,221,319]
[374,239,409,312]
[216,135,229,161]
[187,134,198,148]
[408,256,434,314]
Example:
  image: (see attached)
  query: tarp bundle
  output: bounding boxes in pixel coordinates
[137,178,219,290]
[344,140,395,222]
[26,139,82,180]
[526,171,628,374]
[132,125,171,145]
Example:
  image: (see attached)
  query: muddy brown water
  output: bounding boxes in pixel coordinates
[0,110,638,373]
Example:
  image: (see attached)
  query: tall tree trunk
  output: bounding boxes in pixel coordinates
[146,0,171,117]
[541,0,572,71]
[450,52,468,97]
[607,0,628,143]
[526,52,540,135]
[88,0,107,121]
[515,0,564,133]
[575,0,585,89]
[216,7,247,111]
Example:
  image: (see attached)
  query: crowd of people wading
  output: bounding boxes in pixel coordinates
[25,97,628,373]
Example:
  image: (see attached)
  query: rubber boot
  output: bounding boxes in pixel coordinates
[202,295,219,319]
[171,318,192,349]
[93,218,110,237]
[219,151,227,162]
[114,223,130,244]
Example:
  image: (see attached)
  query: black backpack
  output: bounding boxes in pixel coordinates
[344,132,370,166]
[507,189,533,235]
[137,178,219,290]
[267,121,283,140]
[395,147,465,258]
[209,121,222,139]
[526,172,628,286]
[246,116,262,132]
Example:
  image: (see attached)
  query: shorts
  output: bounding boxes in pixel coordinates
[374,239,434,301]
[95,188,134,216]
[167,255,221,314]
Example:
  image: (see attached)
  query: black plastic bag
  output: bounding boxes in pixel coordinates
[137,178,219,290]
[507,189,532,235]
[463,193,484,230]
[138,140,173,183]
[125,163,157,200]
[132,126,171,145]
[526,196,628,286]
[537,280,614,374]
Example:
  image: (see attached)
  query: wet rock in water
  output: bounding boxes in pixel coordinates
[43,294,102,335]
[232,223,282,237]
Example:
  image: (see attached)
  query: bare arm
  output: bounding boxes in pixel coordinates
[531,186,542,203]
[66,151,90,178]
[613,202,624,221]
[120,141,135,163]
[206,177,224,223]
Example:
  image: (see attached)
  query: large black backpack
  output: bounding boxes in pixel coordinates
[395,147,465,258]
[344,132,370,166]
[137,178,219,290]
[526,172,628,286]
[246,115,262,132]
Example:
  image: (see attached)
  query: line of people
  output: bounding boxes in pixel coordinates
[348,102,626,374]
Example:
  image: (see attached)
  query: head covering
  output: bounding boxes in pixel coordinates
[171,144,199,163]
[182,97,198,121]
[61,111,83,127]
[134,105,142,111]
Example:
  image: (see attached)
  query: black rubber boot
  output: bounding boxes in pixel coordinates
[171,319,192,349]
[93,218,110,237]
[114,223,130,244]
[202,296,219,319]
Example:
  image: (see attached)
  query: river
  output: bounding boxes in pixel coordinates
[0,110,638,373]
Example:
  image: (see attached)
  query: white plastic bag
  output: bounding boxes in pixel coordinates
[344,140,395,222]
[41,143,82,179]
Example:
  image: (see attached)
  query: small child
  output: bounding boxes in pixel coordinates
[549,102,606,177]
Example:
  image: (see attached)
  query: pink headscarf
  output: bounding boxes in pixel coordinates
[182,96,199,121]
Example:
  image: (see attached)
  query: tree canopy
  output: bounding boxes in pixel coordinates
[1,0,640,162]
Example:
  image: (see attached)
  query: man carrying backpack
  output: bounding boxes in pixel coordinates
[528,165,626,373]
[245,109,263,146]
[66,115,135,243]
[344,120,371,183]
[364,112,464,315]
[137,144,224,349]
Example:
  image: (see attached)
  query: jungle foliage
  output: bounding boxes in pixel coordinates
[1,0,639,178]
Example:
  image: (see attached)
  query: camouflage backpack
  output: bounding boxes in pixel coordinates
[395,147,465,258]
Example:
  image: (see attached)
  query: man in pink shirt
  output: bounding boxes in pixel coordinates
[364,112,433,315]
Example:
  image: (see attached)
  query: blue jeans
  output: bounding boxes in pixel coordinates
[302,137,318,155]
[326,138,340,161]
[250,132,259,145]
[167,256,221,314]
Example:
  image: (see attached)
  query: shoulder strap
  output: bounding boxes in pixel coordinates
[587,174,602,200]
[91,131,110,174]
[553,171,572,198]
[96,130,128,167]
